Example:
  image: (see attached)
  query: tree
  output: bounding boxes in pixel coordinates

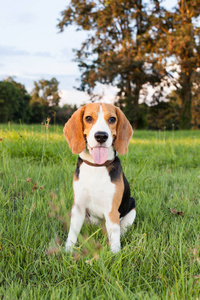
[169,72,200,129]
[191,71,200,128]
[152,0,200,129]
[5,77,31,123]
[31,78,60,108]
[31,78,61,122]
[148,100,181,130]
[56,104,77,124]
[0,78,31,123]
[29,102,46,124]
[58,0,164,128]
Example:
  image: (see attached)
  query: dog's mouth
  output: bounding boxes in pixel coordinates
[91,146,109,165]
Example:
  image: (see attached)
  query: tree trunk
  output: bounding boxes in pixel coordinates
[180,73,192,129]
[124,76,141,129]
[132,82,140,129]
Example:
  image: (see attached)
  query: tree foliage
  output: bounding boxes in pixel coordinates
[31,78,61,109]
[0,78,31,123]
[58,0,200,129]
[0,77,76,125]
[30,78,61,123]
[192,71,200,128]
[58,0,165,128]
[151,0,200,129]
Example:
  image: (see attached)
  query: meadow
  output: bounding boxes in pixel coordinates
[0,123,200,299]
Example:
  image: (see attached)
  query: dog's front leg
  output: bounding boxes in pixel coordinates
[65,205,85,252]
[105,215,121,253]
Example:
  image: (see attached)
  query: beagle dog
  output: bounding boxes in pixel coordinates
[63,103,136,253]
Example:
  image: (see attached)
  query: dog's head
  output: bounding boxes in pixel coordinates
[63,103,133,164]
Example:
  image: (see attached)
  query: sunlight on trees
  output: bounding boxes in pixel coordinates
[58,0,200,129]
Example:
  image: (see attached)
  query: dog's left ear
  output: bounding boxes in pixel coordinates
[114,107,133,155]
[63,106,86,154]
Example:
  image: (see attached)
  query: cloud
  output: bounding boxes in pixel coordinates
[17,12,36,24]
[59,84,117,107]
[34,52,52,57]
[60,47,74,57]
[59,89,89,106]
[0,45,30,56]
[0,45,51,58]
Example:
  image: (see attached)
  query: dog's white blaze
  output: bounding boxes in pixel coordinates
[86,105,113,149]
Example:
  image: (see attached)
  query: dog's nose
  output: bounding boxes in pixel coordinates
[94,131,109,144]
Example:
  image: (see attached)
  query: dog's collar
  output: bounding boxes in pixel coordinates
[80,157,115,167]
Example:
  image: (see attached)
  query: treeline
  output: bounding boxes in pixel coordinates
[0,76,199,129]
[0,77,77,125]
[58,0,200,129]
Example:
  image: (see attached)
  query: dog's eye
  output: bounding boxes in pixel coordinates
[85,116,93,123]
[108,117,116,124]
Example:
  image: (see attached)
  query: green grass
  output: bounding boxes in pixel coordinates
[0,123,200,299]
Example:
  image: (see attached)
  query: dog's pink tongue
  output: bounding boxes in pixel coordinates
[91,147,109,165]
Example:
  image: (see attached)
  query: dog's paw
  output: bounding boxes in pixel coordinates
[65,241,74,253]
[110,243,121,254]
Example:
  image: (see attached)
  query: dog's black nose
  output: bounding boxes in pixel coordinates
[94,131,108,144]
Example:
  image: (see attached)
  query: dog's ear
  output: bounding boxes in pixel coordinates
[114,107,133,155]
[63,106,86,154]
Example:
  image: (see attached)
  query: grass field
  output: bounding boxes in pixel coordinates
[0,123,200,299]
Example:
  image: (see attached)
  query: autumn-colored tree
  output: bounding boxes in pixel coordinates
[191,71,200,128]
[152,0,200,129]
[58,0,164,128]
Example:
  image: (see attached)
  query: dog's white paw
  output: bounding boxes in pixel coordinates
[110,243,121,254]
[65,241,74,253]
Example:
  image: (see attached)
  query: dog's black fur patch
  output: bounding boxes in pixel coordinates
[107,157,136,218]
[74,157,83,180]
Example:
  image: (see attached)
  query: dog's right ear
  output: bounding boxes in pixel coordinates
[63,106,86,154]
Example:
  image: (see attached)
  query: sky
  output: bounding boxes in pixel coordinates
[0,0,175,107]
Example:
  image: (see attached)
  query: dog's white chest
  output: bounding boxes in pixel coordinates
[73,163,115,219]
